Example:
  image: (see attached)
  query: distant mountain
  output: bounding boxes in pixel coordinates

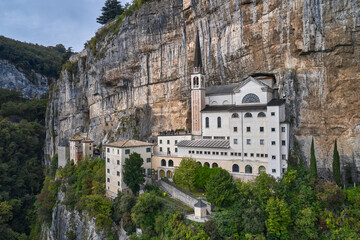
[0,36,72,98]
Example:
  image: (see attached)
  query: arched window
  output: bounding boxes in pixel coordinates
[212,162,218,168]
[168,159,174,167]
[232,164,239,172]
[245,165,253,173]
[193,76,199,88]
[205,117,209,128]
[258,166,266,174]
[217,117,221,128]
[242,93,260,103]
[204,162,210,167]
[232,113,239,118]
[197,161,202,166]
[258,112,266,117]
[159,170,165,177]
[161,159,166,167]
[244,112,253,118]
[166,171,173,178]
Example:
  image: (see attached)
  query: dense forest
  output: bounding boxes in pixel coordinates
[0,36,72,80]
[0,88,47,239]
[34,154,360,239]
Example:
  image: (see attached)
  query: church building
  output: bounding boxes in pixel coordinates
[153,30,289,181]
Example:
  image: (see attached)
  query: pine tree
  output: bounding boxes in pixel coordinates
[96,0,124,25]
[310,137,317,179]
[333,139,341,186]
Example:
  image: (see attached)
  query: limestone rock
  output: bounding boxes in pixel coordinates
[46,0,360,177]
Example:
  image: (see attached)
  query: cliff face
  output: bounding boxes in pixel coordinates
[47,0,360,173]
[0,59,49,98]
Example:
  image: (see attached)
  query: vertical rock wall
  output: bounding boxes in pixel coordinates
[47,0,360,175]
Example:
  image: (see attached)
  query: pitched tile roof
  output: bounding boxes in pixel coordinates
[176,139,230,149]
[105,139,154,148]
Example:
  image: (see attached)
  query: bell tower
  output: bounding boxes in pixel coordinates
[191,30,205,137]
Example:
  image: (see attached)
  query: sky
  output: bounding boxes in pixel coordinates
[0,0,129,52]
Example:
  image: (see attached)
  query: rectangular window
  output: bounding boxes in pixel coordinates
[272,155,276,160]
[117,171,120,176]
[107,169,110,173]
[89,147,92,150]
[272,169,276,173]
[175,148,178,153]
[200,151,203,154]
[261,154,264,157]
[107,158,110,163]
[214,136,225,139]
[146,158,151,163]
[160,140,162,144]
[117,149,119,154]
[203,136,212,139]
[196,151,199,154]
[224,152,227,156]
[271,112,275,116]
[175,140,178,144]
[246,127,251,132]
[251,153,254,157]
[234,127,238,132]
[107,178,110,182]
[221,152,224,156]
[167,140,170,144]
[282,140,286,146]
[146,147,151,152]
[247,139,251,145]
[189,150,191,154]
[212,152,216,155]
[117,160,120,165]
[167,147,170,153]
[107,148,110,153]
[244,153,248,157]
[238,153,241,156]
[160,147,163,152]
[260,127,264,132]
[125,149,130,154]
[282,154,286,160]
[234,139,238,144]
[192,151,195,154]
[283,168,286,173]
[272,141,276,145]
[271,128,275,132]
[281,127,286,132]
[231,152,234,156]
[265,154,268,157]
[260,139,264,145]
[256,153,260,157]
[117,181,120,186]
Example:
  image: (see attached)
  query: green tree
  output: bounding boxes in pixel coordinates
[205,168,236,207]
[131,193,162,236]
[310,138,317,179]
[265,197,291,239]
[294,207,318,239]
[123,152,145,195]
[332,139,341,186]
[97,0,124,25]
[174,158,199,191]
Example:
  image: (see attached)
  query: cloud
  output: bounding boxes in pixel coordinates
[0,0,130,51]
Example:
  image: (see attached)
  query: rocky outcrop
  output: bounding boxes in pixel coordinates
[41,192,127,240]
[0,59,49,98]
[47,0,360,177]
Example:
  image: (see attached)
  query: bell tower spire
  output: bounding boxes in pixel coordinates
[191,29,205,137]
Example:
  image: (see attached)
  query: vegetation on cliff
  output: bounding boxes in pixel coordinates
[0,88,47,239]
[0,36,72,80]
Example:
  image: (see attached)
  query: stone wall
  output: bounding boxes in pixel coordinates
[155,180,211,213]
